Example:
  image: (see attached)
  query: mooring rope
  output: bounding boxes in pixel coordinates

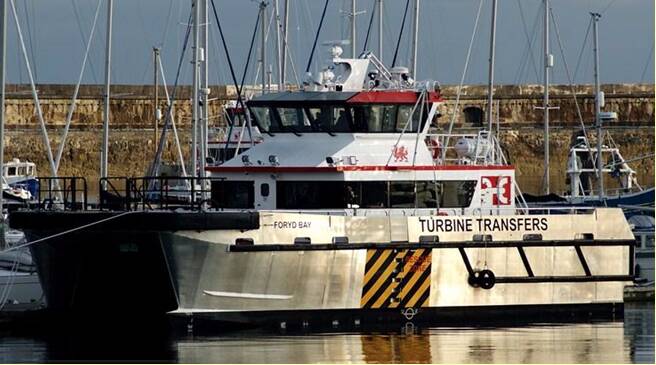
[0,211,136,255]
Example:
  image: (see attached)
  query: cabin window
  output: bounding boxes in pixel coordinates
[251,107,273,132]
[7,167,16,176]
[275,180,475,209]
[359,181,388,208]
[277,181,345,209]
[397,105,424,132]
[276,107,313,132]
[441,180,477,208]
[305,106,353,132]
[211,180,254,209]
[390,182,415,208]
[416,181,439,208]
[260,183,270,197]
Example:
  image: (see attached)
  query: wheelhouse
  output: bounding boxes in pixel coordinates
[206,89,516,215]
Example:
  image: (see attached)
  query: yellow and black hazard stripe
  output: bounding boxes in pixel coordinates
[360,248,432,309]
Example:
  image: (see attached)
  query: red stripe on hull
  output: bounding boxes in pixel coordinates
[206,165,514,173]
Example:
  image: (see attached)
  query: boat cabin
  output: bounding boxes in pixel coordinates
[205,47,515,216]
[206,90,515,216]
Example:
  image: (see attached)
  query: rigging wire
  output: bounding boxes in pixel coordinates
[440,0,484,162]
[361,0,377,54]
[639,42,654,83]
[514,0,541,84]
[600,0,617,15]
[550,8,597,170]
[252,4,276,87]
[147,8,194,178]
[21,0,37,82]
[305,0,330,73]
[160,0,175,48]
[391,0,410,68]
[70,0,100,84]
[572,17,593,83]
[209,0,260,155]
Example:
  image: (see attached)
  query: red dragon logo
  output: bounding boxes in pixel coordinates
[392,145,409,162]
[481,176,512,205]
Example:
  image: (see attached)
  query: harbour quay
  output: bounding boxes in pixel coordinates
[1,82,653,195]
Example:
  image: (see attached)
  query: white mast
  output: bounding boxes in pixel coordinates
[410,0,419,78]
[0,0,6,216]
[541,0,552,195]
[199,0,208,187]
[486,0,497,135]
[351,0,356,57]
[191,0,200,177]
[153,47,160,156]
[592,12,604,200]
[259,1,267,94]
[281,0,289,90]
[101,0,113,182]
[274,0,283,91]
[377,0,383,58]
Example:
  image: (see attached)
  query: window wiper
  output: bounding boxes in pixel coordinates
[312,121,335,136]
[282,125,303,136]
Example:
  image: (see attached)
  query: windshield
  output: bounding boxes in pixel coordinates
[250,104,427,134]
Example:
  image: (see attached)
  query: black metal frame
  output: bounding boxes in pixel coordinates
[99,176,214,211]
[35,176,88,211]
[229,239,635,284]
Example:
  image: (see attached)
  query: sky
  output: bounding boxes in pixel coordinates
[4,0,654,86]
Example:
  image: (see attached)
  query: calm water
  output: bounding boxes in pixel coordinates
[0,303,653,363]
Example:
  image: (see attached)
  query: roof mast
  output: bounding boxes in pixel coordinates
[592,12,604,201]
[0,0,6,218]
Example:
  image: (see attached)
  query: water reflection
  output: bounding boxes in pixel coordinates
[0,305,653,363]
[175,316,652,363]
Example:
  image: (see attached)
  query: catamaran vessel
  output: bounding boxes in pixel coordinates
[10,46,635,327]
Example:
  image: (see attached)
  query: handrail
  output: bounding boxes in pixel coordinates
[36,176,88,211]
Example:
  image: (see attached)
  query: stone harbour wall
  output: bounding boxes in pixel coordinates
[2,83,654,196]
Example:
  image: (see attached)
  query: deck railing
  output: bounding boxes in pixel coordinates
[35,176,88,211]
[99,176,213,211]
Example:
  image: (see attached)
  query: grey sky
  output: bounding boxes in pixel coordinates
[4,0,654,86]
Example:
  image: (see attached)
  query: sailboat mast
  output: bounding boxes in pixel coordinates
[351,0,356,57]
[410,0,419,78]
[377,0,383,58]
[153,47,160,156]
[281,0,289,90]
[592,12,603,200]
[542,0,552,195]
[274,0,283,91]
[260,1,267,94]
[200,0,208,184]
[191,0,200,177]
[486,0,497,136]
[0,0,6,216]
[101,0,113,181]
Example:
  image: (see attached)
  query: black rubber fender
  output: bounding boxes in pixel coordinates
[479,269,496,290]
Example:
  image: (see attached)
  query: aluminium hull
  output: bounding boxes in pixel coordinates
[12,209,634,327]
[163,229,632,326]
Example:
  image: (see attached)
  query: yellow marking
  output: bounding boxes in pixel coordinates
[362,249,392,287]
[389,249,430,308]
[372,280,397,308]
[361,252,400,306]
[405,275,431,307]
[366,249,376,262]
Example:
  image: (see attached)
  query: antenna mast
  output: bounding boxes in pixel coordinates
[592,12,604,200]
[101,0,113,182]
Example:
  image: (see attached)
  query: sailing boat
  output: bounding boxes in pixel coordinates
[524,7,654,217]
